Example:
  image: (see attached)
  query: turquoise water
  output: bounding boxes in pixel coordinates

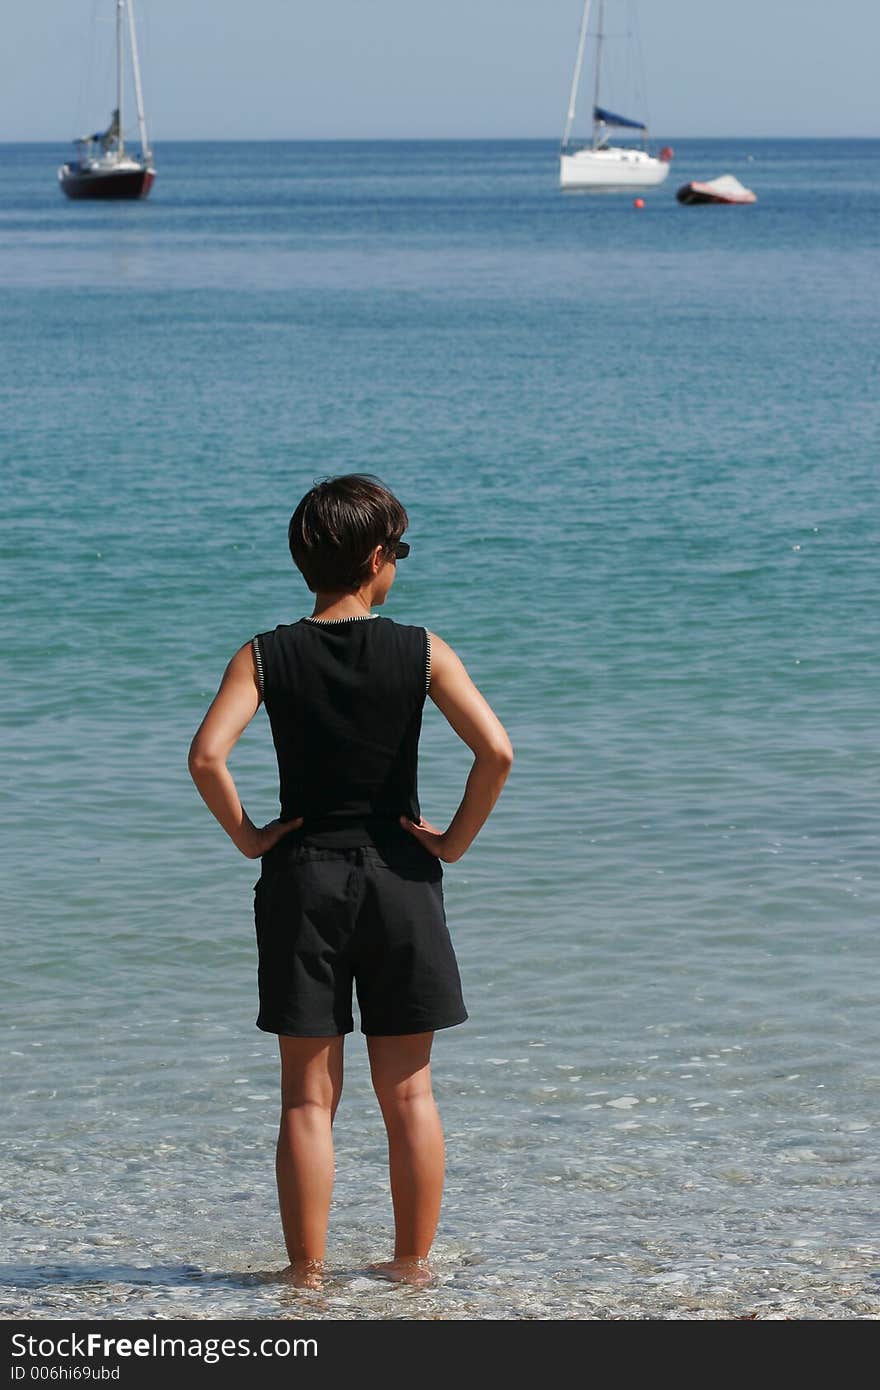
[2,139,879,1320]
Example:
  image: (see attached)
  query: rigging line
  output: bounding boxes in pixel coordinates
[74,0,102,137]
[592,0,604,119]
[601,28,623,121]
[80,6,120,135]
[127,0,150,156]
[624,2,634,113]
[633,0,651,132]
[141,0,152,125]
[101,26,117,129]
[562,0,593,151]
[596,19,631,125]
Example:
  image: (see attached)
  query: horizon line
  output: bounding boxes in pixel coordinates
[4,133,880,145]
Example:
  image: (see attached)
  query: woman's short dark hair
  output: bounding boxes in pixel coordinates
[288,474,408,593]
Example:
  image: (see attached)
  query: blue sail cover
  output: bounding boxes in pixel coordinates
[593,105,646,131]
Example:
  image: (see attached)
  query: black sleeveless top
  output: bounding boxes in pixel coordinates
[253,615,431,847]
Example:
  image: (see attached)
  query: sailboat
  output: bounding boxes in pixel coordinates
[59,0,154,200]
[560,0,672,191]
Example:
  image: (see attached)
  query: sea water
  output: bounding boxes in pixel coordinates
[2,139,879,1319]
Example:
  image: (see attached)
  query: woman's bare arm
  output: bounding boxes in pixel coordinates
[400,632,513,862]
[188,643,302,859]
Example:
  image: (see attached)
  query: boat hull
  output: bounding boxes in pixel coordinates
[560,147,670,191]
[59,164,155,200]
[676,179,756,206]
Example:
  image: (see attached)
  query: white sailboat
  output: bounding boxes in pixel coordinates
[560,0,672,191]
[59,0,154,200]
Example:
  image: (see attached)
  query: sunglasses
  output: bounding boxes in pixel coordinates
[392,541,410,560]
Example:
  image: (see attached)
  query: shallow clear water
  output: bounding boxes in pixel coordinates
[2,139,879,1320]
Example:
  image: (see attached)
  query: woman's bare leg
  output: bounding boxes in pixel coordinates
[367,1031,443,1283]
[276,1034,344,1285]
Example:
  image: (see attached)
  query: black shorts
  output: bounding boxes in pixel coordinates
[253,835,468,1037]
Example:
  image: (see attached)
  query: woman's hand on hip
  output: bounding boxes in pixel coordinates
[246,817,304,859]
[399,815,460,863]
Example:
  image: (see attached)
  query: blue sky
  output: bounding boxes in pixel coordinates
[3,1,878,141]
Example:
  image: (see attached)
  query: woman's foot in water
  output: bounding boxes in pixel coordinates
[368,1257,434,1286]
[278,1259,324,1290]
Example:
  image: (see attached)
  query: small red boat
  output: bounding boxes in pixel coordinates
[676,175,756,206]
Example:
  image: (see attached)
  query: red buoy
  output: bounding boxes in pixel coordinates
[633,198,645,209]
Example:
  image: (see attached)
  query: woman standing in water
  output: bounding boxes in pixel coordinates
[188,475,513,1287]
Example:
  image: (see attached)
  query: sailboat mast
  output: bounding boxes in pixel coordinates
[126,0,151,160]
[592,0,605,148]
[562,0,593,151]
[116,0,125,154]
